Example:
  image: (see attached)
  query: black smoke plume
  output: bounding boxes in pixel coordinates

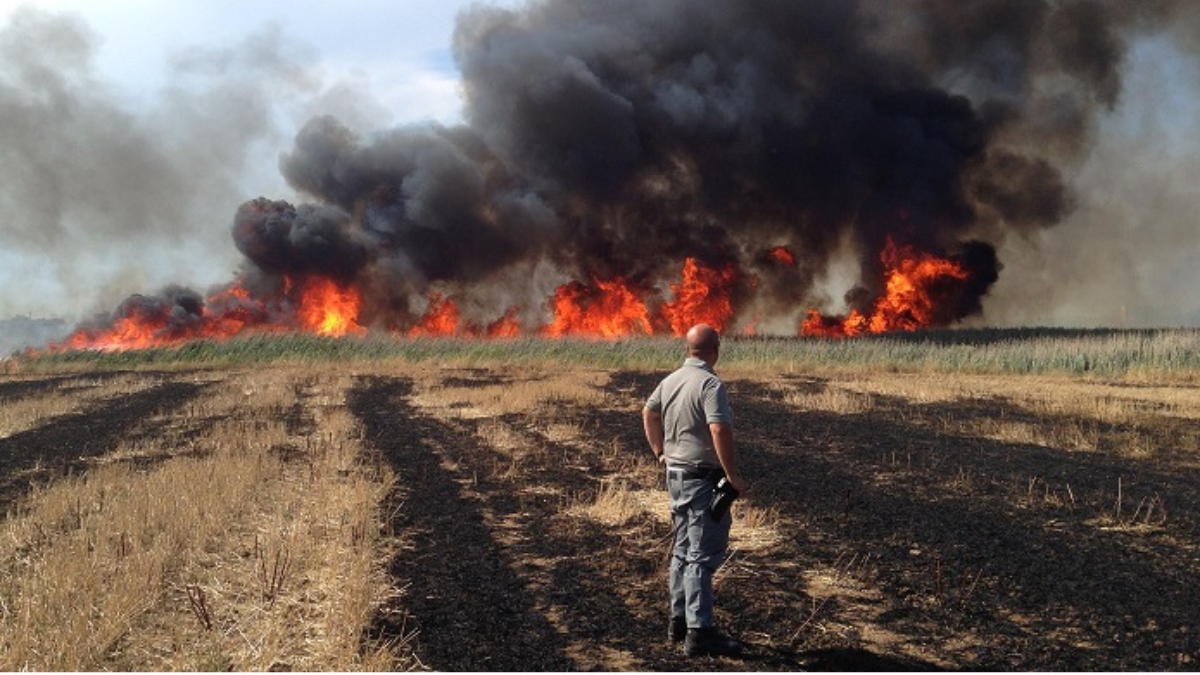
[81,0,1200,336]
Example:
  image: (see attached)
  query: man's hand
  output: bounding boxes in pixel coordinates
[727,474,748,495]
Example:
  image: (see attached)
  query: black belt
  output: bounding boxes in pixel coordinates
[667,466,724,481]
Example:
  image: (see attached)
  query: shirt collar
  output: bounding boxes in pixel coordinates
[684,356,714,372]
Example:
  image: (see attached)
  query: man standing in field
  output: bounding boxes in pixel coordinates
[643,323,747,657]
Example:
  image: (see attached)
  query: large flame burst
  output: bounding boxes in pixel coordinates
[541,276,653,338]
[293,276,366,337]
[801,239,971,337]
[660,258,738,336]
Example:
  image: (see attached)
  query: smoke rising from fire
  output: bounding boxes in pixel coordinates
[15,0,1200,347]
[0,7,391,321]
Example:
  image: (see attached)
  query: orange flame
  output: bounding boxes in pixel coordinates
[660,257,738,335]
[201,280,280,340]
[542,277,652,338]
[51,280,262,351]
[294,276,366,337]
[485,307,522,338]
[740,313,761,336]
[44,231,985,353]
[408,292,461,337]
[801,239,969,337]
[768,246,796,266]
[868,240,968,332]
[64,302,170,351]
[800,307,869,338]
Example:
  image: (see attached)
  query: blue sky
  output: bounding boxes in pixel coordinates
[0,0,476,122]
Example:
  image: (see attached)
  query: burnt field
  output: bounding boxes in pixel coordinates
[1,362,1199,670]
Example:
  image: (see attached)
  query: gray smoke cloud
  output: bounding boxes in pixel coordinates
[0,7,387,322]
[984,31,1200,329]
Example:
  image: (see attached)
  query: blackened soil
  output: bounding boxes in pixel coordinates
[0,371,139,405]
[9,366,1194,670]
[0,379,207,512]
[350,377,578,671]
[0,375,78,403]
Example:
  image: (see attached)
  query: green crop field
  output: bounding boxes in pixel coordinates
[12,327,1200,379]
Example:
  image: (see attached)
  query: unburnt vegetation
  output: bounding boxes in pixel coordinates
[0,367,399,671]
[1,334,1199,670]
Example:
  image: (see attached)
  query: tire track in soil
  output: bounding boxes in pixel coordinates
[481,410,678,671]
[0,379,208,512]
[0,371,142,404]
[348,375,577,671]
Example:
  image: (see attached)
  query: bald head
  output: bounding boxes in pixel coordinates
[685,324,720,363]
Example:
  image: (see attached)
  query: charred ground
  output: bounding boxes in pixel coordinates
[1,363,1198,670]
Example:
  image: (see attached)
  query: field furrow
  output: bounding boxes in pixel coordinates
[351,369,846,671]
[0,379,208,512]
[349,375,579,671]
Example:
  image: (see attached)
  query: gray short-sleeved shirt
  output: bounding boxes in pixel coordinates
[645,357,733,470]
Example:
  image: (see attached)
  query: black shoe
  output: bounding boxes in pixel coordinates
[684,627,743,657]
[668,616,687,642]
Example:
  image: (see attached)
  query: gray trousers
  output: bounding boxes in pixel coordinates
[667,467,731,629]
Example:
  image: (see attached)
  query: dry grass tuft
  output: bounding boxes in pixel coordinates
[569,480,663,528]
[782,384,876,415]
[408,367,610,419]
[0,452,281,670]
[730,501,784,553]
